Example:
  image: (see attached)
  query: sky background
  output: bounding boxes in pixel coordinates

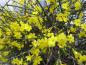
[0,0,86,11]
[0,0,45,11]
[0,0,9,6]
[0,0,45,6]
[0,0,14,11]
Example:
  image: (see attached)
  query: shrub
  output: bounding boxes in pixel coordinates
[0,0,86,65]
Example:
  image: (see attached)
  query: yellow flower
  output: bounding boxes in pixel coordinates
[26,55,32,61]
[33,56,42,65]
[57,33,67,48]
[34,5,42,13]
[50,6,54,13]
[61,63,66,65]
[74,1,81,10]
[32,40,39,47]
[47,33,54,37]
[20,21,32,32]
[74,19,81,26]
[48,36,56,47]
[23,62,28,65]
[38,38,48,49]
[62,2,69,10]
[47,0,56,3]
[70,27,76,33]
[81,23,86,31]
[12,58,23,65]
[11,41,24,50]
[0,45,5,50]
[0,55,8,62]
[5,28,12,36]
[73,49,86,63]
[20,0,24,5]
[26,33,36,39]
[13,32,22,39]
[32,11,38,15]
[0,29,2,37]
[42,28,51,33]
[2,51,9,56]
[79,55,86,63]
[73,49,81,59]
[28,16,43,29]
[10,22,20,31]
[56,13,69,22]
[31,48,40,56]
[72,0,76,2]
[79,31,86,38]
[49,4,57,13]
[79,12,83,19]
[67,34,74,43]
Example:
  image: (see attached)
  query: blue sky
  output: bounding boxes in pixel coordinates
[0,0,18,11]
[0,0,9,6]
[0,0,45,11]
[0,0,45,6]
